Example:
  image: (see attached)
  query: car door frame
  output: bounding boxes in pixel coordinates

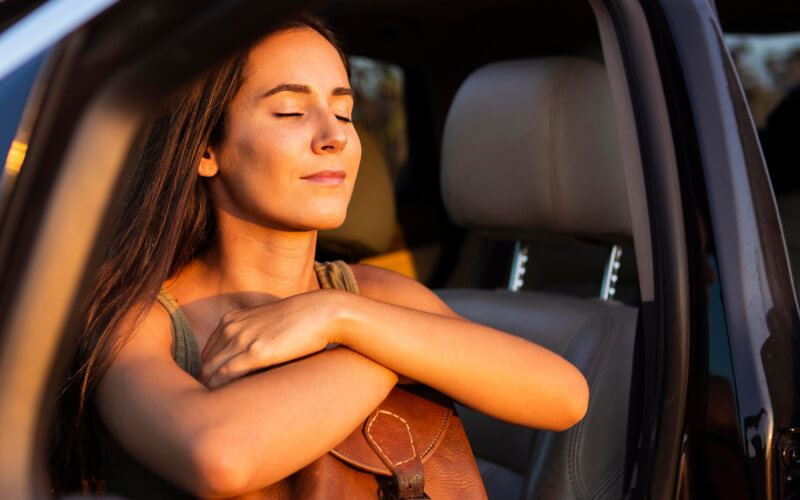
[587,0,697,498]
[0,1,320,497]
[646,0,800,499]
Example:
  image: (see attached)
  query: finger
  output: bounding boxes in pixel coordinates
[204,343,268,389]
[201,313,242,362]
[201,328,263,382]
[201,324,227,363]
[201,340,245,383]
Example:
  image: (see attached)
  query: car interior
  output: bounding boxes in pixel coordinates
[313,3,644,499]
[320,52,641,499]
[437,56,639,499]
[1,0,798,498]
[0,0,652,498]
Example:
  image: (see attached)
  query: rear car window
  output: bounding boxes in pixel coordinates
[349,55,408,182]
[0,49,47,214]
[725,32,800,297]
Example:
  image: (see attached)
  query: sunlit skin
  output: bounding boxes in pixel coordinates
[95,27,590,498]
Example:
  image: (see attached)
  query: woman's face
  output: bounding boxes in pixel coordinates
[200,27,361,231]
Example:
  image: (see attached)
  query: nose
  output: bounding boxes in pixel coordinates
[311,111,348,154]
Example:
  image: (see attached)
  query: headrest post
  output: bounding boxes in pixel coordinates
[600,245,623,300]
[508,240,529,292]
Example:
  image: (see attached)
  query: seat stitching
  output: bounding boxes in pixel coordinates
[552,302,607,356]
[572,315,615,497]
[567,307,614,496]
[548,60,579,226]
[570,307,626,498]
[592,461,625,497]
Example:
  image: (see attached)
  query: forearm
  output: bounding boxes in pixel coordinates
[198,347,396,491]
[334,295,588,431]
[100,347,396,497]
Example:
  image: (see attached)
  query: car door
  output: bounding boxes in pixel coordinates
[0,1,322,497]
[647,0,799,499]
[587,0,799,498]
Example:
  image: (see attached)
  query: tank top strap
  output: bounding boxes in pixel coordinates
[154,261,356,379]
[314,260,360,295]
[155,289,202,380]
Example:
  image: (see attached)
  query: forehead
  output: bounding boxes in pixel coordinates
[244,27,349,91]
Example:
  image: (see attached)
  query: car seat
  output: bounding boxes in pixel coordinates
[318,124,440,281]
[318,124,397,258]
[437,57,639,500]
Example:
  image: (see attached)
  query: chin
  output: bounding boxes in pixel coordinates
[313,215,348,231]
[289,210,347,231]
[300,202,349,230]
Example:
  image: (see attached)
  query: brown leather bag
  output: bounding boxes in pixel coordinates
[252,385,487,499]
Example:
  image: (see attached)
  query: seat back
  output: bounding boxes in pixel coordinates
[319,124,397,258]
[318,124,438,281]
[438,57,638,500]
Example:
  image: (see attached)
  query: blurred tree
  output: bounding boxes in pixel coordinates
[349,56,408,182]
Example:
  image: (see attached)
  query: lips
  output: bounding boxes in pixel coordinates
[301,170,346,185]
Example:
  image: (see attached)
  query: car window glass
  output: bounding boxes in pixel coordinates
[707,255,735,380]
[725,32,800,298]
[349,55,408,182]
[725,33,800,128]
[318,55,418,278]
[0,49,47,218]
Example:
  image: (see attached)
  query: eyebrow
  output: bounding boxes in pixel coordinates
[331,87,354,97]
[262,83,354,98]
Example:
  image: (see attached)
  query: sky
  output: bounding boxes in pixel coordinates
[726,32,800,88]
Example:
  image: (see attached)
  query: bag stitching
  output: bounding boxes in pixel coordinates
[366,410,418,466]
[421,410,449,458]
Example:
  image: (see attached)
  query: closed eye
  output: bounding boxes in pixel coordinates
[274,112,351,123]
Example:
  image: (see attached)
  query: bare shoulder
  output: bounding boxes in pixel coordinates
[349,264,460,318]
[109,297,175,359]
[95,295,190,416]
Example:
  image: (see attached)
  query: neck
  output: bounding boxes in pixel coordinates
[195,210,321,305]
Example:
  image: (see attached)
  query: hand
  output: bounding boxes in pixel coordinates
[200,289,345,389]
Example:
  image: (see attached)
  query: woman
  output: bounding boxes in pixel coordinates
[50,16,589,499]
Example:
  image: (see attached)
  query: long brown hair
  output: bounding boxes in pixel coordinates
[50,15,347,493]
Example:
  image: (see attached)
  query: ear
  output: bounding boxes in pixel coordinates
[198,147,220,177]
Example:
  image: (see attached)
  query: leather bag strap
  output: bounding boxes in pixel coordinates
[363,409,427,498]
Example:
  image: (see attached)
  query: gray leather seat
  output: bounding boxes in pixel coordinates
[437,58,638,500]
[319,124,397,257]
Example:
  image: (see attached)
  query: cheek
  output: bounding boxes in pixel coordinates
[213,133,283,214]
[226,129,260,167]
[347,133,362,177]
[222,125,297,185]
[210,114,361,229]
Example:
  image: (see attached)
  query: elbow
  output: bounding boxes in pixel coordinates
[554,371,590,431]
[186,430,253,498]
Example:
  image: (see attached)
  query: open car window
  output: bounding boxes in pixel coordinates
[725,32,800,299]
[0,49,47,218]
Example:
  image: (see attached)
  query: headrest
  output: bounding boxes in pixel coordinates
[318,124,396,255]
[441,57,631,243]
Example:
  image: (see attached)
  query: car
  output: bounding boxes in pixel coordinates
[0,0,798,498]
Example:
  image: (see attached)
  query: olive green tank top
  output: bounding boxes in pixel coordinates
[99,261,359,499]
